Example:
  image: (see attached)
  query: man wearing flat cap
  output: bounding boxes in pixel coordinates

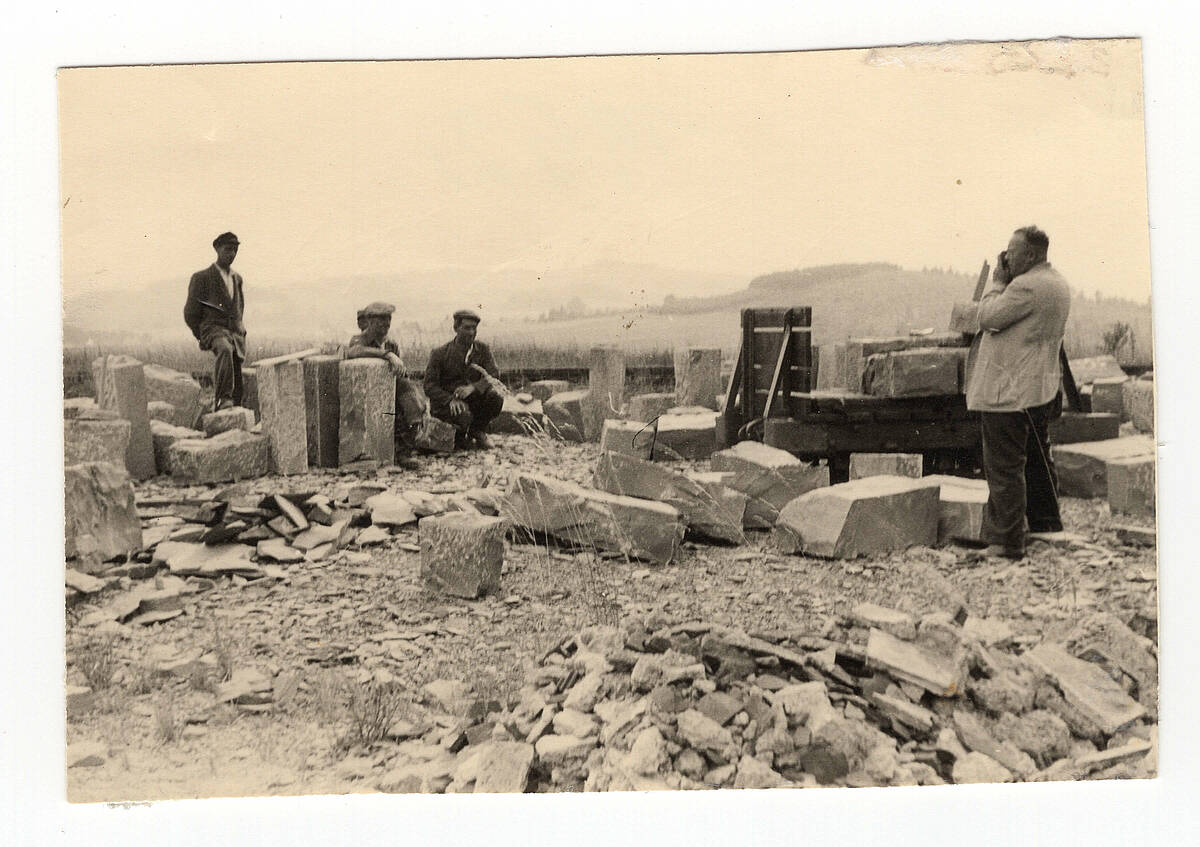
[424,309,504,449]
[346,301,423,470]
[184,232,247,411]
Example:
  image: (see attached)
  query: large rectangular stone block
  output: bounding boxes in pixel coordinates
[94,355,155,479]
[1049,412,1121,445]
[147,401,176,423]
[1107,455,1155,517]
[1068,355,1126,385]
[1051,436,1155,499]
[64,462,142,561]
[255,358,309,475]
[545,389,588,434]
[710,440,829,528]
[241,367,260,421]
[773,475,941,558]
[150,420,205,475]
[502,473,683,564]
[303,355,342,468]
[626,393,677,423]
[814,344,843,391]
[1090,377,1128,418]
[490,395,546,435]
[201,407,256,437]
[142,363,205,429]
[584,346,625,441]
[842,333,966,392]
[923,474,989,544]
[168,429,270,484]
[338,359,394,466]
[652,412,719,460]
[862,348,965,398]
[1123,378,1154,433]
[64,418,131,468]
[600,419,652,460]
[593,452,746,543]
[849,453,923,480]
[418,513,507,598]
[64,397,104,419]
[528,380,571,402]
[673,347,722,410]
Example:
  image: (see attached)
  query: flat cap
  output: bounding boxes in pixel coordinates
[357,301,396,320]
[453,308,482,324]
[212,231,240,248]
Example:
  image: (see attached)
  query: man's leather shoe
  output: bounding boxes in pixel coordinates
[471,432,493,450]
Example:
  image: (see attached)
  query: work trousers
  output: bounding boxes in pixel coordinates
[210,334,244,408]
[433,388,504,437]
[979,397,1064,550]
[394,377,426,453]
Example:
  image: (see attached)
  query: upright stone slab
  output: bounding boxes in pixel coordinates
[863,348,965,398]
[710,440,829,528]
[1048,413,1121,445]
[64,418,131,468]
[545,389,588,434]
[773,475,941,558]
[338,359,394,466]
[256,358,309,474]
[923,474,989,544]
[948,302,980,335]
[94,355,155,479]
[64,462,142,561]
[1090,377,1128,418]
[502,473,683,564]
[168,429,270,484]
[142,363,205,429]
[652,412,719,460]
[201,407,256,437]
[1068,355,1126,385]
[1107,456,1155,517]
[849,453,923,480]
[584,346,625,441]
[599,419,652,460]
[303,355,342,468]
[150,420,204,475]
[627,393,677,423]
[241,367,260,421]
[1123,378,1154,433]
[593,452,745,543]
[1052,436,1155,499]
[528,380,570,402]
[673,347,722,410]
[815,344,842,390]
[842,333,965,392]
[419,512,507,598]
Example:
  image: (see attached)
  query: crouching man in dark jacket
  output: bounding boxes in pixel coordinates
[423,309,504,449]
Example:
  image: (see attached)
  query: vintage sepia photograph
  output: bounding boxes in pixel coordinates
[58,39,1159,806]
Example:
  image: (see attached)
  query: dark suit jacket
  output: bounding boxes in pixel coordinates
[423,340,500,411]
[184,264,246,351]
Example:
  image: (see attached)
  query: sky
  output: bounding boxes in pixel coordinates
[58,39,1151,303]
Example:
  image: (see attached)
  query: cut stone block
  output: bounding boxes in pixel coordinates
[815,344,844,391]
[149,420,205,476]
[948,302,980,335]
[241,367,260,420]
[774,475,940,558]
[419,512,507,598]
[64,462,142,561]
[142,363,205,428]
[600,419,653,460]
[94,354,155,479]
[201,406,256,437]
[502,473,683,564]
[923,474,989,544]
[1106,455,1155,517]
[842,333,966,392]
[1089,377,1128,417]
[302,355,341,468]
[469,741,535,793]
[848,452,923,480]
[63,397,102,419]
[593,452,746,543]
[147,400,176,423]
[863,348,965,398]
[1123,378,1154,433]
[1068,355,1126,385]
[851,603,916,641]
[338,358,394,466]
[866,628,965,697]
[365,492,419,528]
[1068,612,1158,717]
[1049,412,1121,445]
[168,429,270,484]
[490,395,546,435]
[544,389,588,435]
[413,416,456,453]
[257,358,309,475]
[64,417,131,468]
[626,393,677,423]
[652,412,719,460]
[528,380,570,402]
[584,346,625,441]
[673,347,722,410]
[710,440,829,528]
[1023,644,1145,735]
[1052,436,1155,499]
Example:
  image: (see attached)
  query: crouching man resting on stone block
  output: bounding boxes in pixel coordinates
[423,309,504,450]
[345,301,424,470]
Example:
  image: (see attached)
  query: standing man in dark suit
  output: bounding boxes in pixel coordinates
[424,309,505,449]
[965,225,1071,559]
[184,232,247,411]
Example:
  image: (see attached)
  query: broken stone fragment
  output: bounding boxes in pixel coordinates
[1106,455,1155,518]
[851,603,917,641]
[466,741,535,793]
[201,406,256,437]
[418,512,506,599]
[1122,377,1154,433]
[774,475,940,558]
[413,416,457,453]
[710,440,829,528]
[528,380,571,402]
[365,492,419,528]
[630,651,706,691]
[544,389,589,438]
[148,420,204,475]
[65,462,143,561]
[733,754,786,789]
[67,740,107,768]
[552,708,599,739]
[490,395,546,435]
[1066,612,1158,717]
[1023,644,1146,735]
[866,628,965,697]
[921,474,989,544]
[676,709,736,758]
[168,430,270,484]
[255,538,303,563]
[1051,436,1154,499]
[534,733,596,765]
[64,417,132,469]
[626,392,677,423]
[142,363,205,428]
[951,751,1012,784]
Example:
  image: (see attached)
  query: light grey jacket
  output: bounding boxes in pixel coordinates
[965,261,1071,412]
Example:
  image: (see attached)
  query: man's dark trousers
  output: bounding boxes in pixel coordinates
[436,389,503,438]
[979,396,1064,551]
[211,334,244,409]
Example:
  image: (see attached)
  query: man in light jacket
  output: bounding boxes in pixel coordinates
[965,225,1071,558]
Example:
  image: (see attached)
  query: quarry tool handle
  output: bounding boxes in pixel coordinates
[1059,346,1082,412]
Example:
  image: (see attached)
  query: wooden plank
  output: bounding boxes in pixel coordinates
[764,417,980,455]
[741,309,757,422]
[762,310,794,420]
[1060,346,1083,412]
[971,260,991,302]
[250,348,323,368]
